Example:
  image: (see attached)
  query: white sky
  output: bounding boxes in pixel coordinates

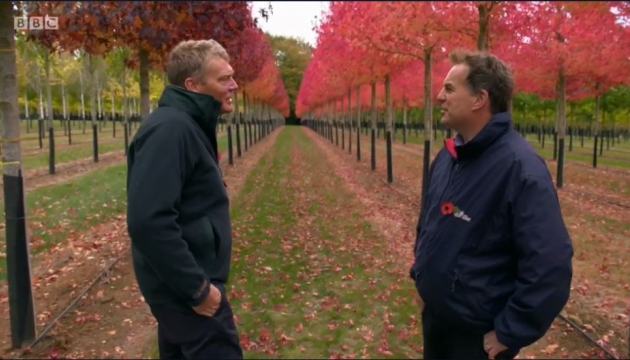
[251,1,330,46]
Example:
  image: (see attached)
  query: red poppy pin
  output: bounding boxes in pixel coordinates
[441,201,454,215]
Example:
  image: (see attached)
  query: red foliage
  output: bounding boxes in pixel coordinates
[27,2,256,69]
[246,58,290,118]
[495,2,626,98]
[230,27,273,86]
[24,1,288,115]
[298,1,629,118]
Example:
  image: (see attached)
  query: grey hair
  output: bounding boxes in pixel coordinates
[166,39,230,87]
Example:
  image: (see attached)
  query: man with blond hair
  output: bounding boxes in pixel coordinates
[409,49,573,359]
[126,39,242,359]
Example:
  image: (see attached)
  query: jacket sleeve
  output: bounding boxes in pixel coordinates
[494,173,573,349]
[126,120,211,307]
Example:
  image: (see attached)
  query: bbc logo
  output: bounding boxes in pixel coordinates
[14,16,59,31]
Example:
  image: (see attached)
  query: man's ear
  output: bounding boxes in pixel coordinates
[183,77,197,92]
[472,89,489,111]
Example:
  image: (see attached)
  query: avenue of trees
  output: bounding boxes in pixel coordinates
[296,1,630,193]
[5,1,290,174]
[0,1,289,348]
[266,34,313,118]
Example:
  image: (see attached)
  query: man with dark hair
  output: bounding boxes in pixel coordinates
[409,49,573,359]
[126,39,242,359]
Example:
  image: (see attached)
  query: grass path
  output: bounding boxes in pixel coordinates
[225,127,422,358]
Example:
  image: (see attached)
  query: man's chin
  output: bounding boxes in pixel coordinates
[439,116,451,127]
[219,104,233,114]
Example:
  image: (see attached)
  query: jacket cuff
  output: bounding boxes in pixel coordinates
[187,278,210,307]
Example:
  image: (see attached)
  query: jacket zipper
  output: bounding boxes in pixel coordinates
[439,160,460,205]
[449,161,460,294]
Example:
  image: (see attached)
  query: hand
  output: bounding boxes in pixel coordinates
[414,292,425,311]
[192,284,221,317]
[484,331,508,359]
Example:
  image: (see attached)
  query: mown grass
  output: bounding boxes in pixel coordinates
[22,139,127,170]
[0,162,128,281]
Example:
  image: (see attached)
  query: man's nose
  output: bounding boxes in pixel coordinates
[437,90,446,103]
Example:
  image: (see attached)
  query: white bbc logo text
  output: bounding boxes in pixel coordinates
[14,16,59,30]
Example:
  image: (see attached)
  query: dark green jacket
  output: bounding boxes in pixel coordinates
[126,85,232,310]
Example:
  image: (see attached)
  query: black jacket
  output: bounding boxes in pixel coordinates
[126,85,232,310]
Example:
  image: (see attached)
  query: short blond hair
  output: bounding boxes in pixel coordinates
[166,39,230,87]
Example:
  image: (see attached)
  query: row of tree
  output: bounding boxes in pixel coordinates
[296,1,630,192]
[0,1,290,349]
[9,1,290,175]
[16,32,158,122]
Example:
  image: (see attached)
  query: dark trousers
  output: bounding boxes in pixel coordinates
[150,286,243,359]
[422,309,519,360]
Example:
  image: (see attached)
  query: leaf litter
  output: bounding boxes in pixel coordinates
[310,128,627,359]
[0,129,280,359]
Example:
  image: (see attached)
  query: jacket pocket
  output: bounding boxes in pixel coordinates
[203,217,220,256]
[416,268,451,316]
[450,270,493,323]
[182,216,218,258]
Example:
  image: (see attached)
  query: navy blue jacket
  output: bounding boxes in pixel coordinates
[409,112,573,350]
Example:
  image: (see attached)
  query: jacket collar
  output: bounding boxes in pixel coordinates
[444,112,512,161]
[157,85,223,135]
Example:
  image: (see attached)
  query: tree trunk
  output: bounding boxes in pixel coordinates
[370,81,377,171]
[80,70,86,133]
[23,89,29,120]
[355,86,361,162]
[123,65,130,155]
[88,55,99,162]
[44,50,55,174]
[61,84,68,134]
[593,94,601,168]
[385,75,393,183]
[96,82,103,129]
[422,48,434,209]
[402,97,408,145]
[0,1,37,347]
[38,86,44,120]
[477,3,490,51]
[139,48,150,120]
[556,65,566,188]
[347,89,352,154]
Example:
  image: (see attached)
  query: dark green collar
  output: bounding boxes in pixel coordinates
[157,85,222,133]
